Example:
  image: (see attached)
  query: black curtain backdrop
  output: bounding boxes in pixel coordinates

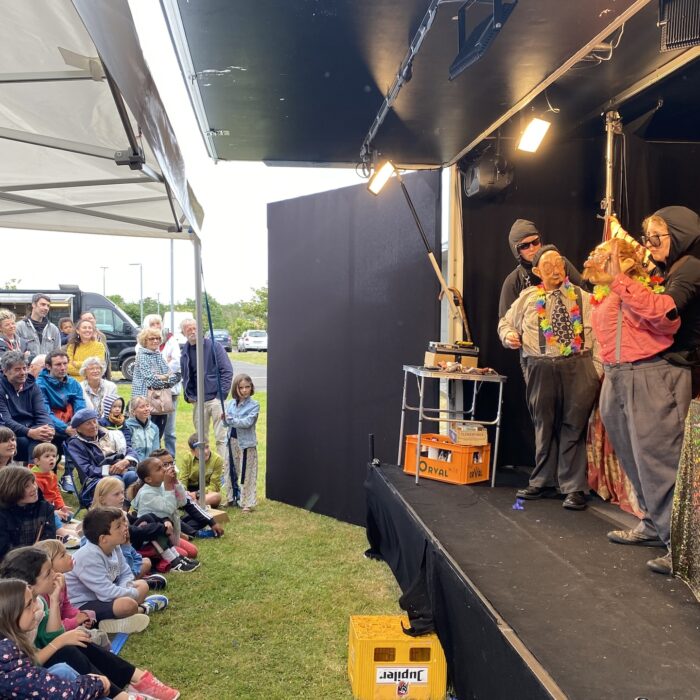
[462,132,700,470]
[267,172,441,525]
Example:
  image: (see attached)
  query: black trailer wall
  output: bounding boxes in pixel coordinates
[267,171,441,525]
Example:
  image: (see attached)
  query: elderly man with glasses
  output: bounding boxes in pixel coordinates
[498,245,600,510]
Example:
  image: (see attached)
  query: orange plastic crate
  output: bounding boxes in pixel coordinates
[403,433,490,485]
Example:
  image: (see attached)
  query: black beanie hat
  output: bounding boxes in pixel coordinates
[531,244,560,268]
[508,219,540,260]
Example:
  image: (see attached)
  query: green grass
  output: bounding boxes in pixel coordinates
[229,350,268,366]
[110,384,400,698]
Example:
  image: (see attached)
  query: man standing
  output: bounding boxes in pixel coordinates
[498,246,600,509]
[0,350,54,462]
[604,206,700,575]
[499,219,585,318]
[180,319,233,459]
[36,349,86,463]
[15,293,61,357]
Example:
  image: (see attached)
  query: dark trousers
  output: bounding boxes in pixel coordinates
[152,413,167,441]
[45,642,135,698]
[525,353,599,493]
[600,359,691,545]
[15,435,41,463]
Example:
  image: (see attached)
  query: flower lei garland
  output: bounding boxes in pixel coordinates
[590,275,665,306]
[534,279,583,356]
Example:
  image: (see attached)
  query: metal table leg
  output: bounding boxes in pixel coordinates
[490,380,505,487]
[397,370,409,465]
[415,375,425,484]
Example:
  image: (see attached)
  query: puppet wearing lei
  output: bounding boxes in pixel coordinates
[534,279,583,356]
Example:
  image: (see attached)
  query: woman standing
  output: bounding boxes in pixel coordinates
[79,357,118,417]
[0,309,29,358]
[65,321,105,382]
[131,328,180,441]
[78,313,111,380]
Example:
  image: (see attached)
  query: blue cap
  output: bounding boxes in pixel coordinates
[71,407,99,428]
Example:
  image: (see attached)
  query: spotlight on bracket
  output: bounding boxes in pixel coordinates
[368,160,396,195]
[517,117,551,153]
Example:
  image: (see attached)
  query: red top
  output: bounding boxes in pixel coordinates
[31,467,65,510]
[591,274,680,364]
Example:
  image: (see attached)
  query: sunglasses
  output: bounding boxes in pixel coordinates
[517,237,541,252]
[640,233,669,248]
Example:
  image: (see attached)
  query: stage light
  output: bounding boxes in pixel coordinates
[367,161,396,195]
[517,117,551,153]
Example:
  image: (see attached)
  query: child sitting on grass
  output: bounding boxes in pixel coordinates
[0,550,180,700]
[130,457,200,572]
[179,434,223,507]
[225,373,260,513]
[64,507,168,634]
[30,443,72,522]
[0,578,109,700]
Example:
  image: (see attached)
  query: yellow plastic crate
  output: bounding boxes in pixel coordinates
[348,615,447,700]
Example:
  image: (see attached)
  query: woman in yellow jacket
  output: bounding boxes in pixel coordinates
[65,318,106,381]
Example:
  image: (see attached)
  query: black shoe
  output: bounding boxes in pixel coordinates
[562,491,587,510]
[647,552,672,575]
[143,574,167,590]
[516,485,547,500]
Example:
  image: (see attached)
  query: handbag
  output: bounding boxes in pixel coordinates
[147,387,174,415]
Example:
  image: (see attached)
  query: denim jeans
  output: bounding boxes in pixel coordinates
[164,394,179,456]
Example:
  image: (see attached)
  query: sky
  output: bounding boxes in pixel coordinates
[0,1,362,305]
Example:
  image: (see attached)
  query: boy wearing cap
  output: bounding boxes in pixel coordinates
[498,245,600,510]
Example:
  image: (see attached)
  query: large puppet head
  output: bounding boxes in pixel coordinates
[583,238,646,285]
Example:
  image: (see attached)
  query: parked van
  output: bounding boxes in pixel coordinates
[0,285,140,380]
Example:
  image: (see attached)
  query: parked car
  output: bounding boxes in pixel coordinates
[237,329,268,352]
[212,328,233,352]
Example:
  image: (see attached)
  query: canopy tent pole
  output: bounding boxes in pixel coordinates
[193,233,208,507]
[170,239,175,333]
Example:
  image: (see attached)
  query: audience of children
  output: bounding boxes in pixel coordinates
[0,547,180,699]
[0,466,56,560]
[179,433,223,507]
[130,457,201,572]
[64,507,168,634]
[225,373,261,513]
[125,397,160,462]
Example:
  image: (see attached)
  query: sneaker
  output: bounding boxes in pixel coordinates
[647,552,673,575]
[98,613,150,635]
[59,475,75,493]
[169,555,200,573]
[607,529,666,547]
[196,528,217,538]
[63,535,81,550]
[141,594,169,615]
[144,574,168,591]
[129,670,180,700]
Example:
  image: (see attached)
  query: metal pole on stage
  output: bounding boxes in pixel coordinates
[602,111,622,222]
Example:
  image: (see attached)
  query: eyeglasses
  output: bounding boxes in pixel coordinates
[516,237,541,252]
[160,460,175,466]
[640,233,670,248]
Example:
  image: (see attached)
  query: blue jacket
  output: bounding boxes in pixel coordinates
[181,337,233,402]
[35,369,86,436]
[64,428,138,481]
[125,417,160,461]
[225,397,260,449]
[0,373,52,437]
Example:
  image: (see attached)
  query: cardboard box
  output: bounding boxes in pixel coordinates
[206,507,230,524]
[448,422,489,446]
[423,352,478,368]
[403,433,490,485]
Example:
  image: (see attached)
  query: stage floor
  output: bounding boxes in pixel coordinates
[379,464,700,699]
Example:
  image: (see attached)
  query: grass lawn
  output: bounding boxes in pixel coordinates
[112,384,401,698]
[228,350,268,366]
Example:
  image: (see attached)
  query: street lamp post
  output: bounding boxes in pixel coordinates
[129,263,144,325]
[99,266,109,295]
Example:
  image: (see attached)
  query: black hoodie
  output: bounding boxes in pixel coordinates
[498,219,585,318]
[653,206,700,356]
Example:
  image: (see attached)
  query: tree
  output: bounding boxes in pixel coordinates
[2,278,21,290]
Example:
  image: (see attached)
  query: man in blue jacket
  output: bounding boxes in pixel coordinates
[180,319,233,459]
[35,349,86,454]
[0,350,54,462]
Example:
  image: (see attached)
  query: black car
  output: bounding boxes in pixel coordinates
[212,328,233,352]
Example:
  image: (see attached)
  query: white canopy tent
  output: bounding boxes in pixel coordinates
[0,0,212,503]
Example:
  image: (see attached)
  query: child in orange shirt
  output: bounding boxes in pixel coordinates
[30,443,73,522]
